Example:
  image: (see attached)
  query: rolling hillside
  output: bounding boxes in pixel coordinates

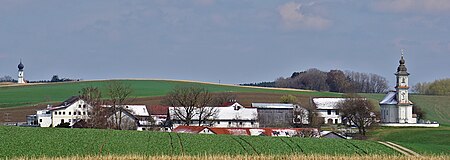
[0,79,340,109]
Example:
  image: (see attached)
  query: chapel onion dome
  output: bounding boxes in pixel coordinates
[18,61,24,70]
[397,55,408,74]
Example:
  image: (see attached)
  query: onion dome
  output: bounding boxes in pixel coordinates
[18,61,24,70]
[396,54,409,75]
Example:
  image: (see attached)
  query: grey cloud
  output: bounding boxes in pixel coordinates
[278,2,331,30]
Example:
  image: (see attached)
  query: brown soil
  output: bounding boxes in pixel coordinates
[0,92,320,123]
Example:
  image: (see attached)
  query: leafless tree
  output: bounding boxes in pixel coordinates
[212,92,237,106]
[337,95,378,136]
[107,81,133,130]
[79,87,109,129]
[162,86,217,126]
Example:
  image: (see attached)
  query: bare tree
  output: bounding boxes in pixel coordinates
[79,87,108,129]
[107,81,133,130]
[337,95,378,136]
[212,92,237,106]
[162,86,217,126]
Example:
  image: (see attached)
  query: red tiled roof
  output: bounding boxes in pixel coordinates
[147,105,169,115]
[208,128,250,135]
[173,126,207,133]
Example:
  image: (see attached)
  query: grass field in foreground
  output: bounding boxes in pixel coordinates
[368,126,450,155]
[0,80,340,108]
[0,126,398,158]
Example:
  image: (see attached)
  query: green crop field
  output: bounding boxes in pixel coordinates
[0,126,398,158]
[0,80,340,108]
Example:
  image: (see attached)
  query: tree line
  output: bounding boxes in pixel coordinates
[275,68,389,93]
[412,78,450,95]
[0,75,79,83]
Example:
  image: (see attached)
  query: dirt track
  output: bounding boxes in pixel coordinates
[0,92,317,123]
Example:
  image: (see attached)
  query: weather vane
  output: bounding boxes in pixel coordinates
[401,48,406,57]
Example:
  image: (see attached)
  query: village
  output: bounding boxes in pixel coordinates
[15,54,438,141]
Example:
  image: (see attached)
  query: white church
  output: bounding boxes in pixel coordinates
[17,60,26,84]
[379,52,438,127]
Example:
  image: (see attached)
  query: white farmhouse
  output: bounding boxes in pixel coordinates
[313,98,346,124]
[106,105,153,131]
[35,96,90,127]
[169,102,259,128]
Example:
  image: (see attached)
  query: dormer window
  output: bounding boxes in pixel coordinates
[402,78,405,83]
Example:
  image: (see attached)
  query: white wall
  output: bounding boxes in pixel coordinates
[37,110,52,127]
[51,100,90,127]
[317,109,341,124]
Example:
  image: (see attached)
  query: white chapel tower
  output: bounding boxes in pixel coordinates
[18,60,25,84]
[380,52,416,124]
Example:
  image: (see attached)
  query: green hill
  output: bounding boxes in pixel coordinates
[0,79,340,109]
[0,126,398,158]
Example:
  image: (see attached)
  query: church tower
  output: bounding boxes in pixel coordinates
[395,53,410,104]
[18,60,25,84]
[380,51,416,124]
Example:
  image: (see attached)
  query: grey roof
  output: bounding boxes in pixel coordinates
[251,103,295,109]
[379,91,397,105]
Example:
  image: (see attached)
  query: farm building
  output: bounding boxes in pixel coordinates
[320,131,348,139]
[168,102,258,128]
[313,98,345,124]
[105,105,154,131]
[172,126,319,137]
[147,105,169,126]
[252,103,308,127]
[28,96,155,130]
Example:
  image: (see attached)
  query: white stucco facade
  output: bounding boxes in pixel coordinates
[313,98,346,124]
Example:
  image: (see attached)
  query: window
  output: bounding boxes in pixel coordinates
[63,112,65,115]
[83,112,86,115]
[327,110,331,115]
[228,122,232,125]
[68,112,71,115]
[58,112,61,115]
[251,122,254,125]
[335,119,338,124]
[335,110,339,115]
[61,119,64,123]
[217,121,220,124]
[74,112,77,115]
[39,119,42,122]
[78,105,81,108]
[78,112,81,115]
[68,119,71,122]
[239,122,243,125]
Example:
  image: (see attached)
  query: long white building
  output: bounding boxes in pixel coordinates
[169,102,259,128]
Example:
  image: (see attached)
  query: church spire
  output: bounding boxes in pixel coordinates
[396,49,409,75]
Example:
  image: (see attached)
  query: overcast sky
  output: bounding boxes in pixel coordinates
[1,0,449,88]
